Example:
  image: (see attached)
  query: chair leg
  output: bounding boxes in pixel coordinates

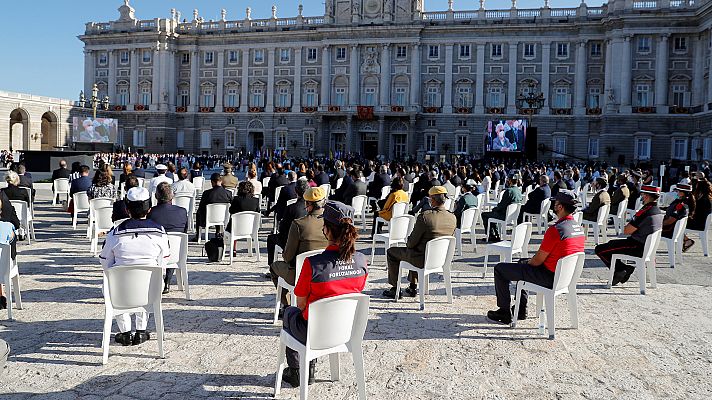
[155,303,165,358]
[637,261,647,295]
[568,292,578,329]
[593,226,600,246]
[370,238,377,266]
[181,265,191,301]
[352,347,367,400]
[482,248,489,279]
[329,353,340,381]
[536,293,544,334]
[443,266,453,304]
[649,259,657,289]
[702,232,709,257]
[394,266,402,303]
[273,284,282,325]
[12,274,21,309]
[668,241,675,268]
[607,256,619,288]
[418,271,426,311]
[274,340,287,397]
[299,352,310,400]
[255,235,261,262]
[511,282,524,328]
[101,313,112,365]
[5,277,13,321]
[544,294,555,340]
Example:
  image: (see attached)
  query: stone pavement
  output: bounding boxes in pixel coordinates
[1,187,711,399]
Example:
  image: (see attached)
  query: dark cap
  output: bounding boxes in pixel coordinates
[551,189,580,206]
[320,201,355,225]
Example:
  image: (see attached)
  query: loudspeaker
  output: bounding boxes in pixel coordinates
[525,127,537,161]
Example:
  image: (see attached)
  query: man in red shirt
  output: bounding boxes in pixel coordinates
[487,190,585,324]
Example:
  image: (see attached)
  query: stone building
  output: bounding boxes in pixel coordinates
[76,0,712,163]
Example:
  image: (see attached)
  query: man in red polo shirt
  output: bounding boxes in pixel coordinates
[488,190,585,324]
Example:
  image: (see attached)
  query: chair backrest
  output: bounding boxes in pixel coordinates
[0,243,11,279]
[307,293,370,351]
[505,203,520,223]
[351,195,368,216]
[193,176,205,192]
[615,198,629,218]
[336,177,344,189]
[380,186,390,200]
[596,204,611,224]
[54,178,70,192]
[511,222,533,253]
[230,211,261,236]
[443,197,454,212]
[286,198,298,206]
[392,201,408,218]
[642,229,663,261]
[262,176,271,189]
[705,213,712,231]
[113,218,129,227]
[423,236,456,272]
[481,178,491,194]
[461,208,477,231]
[94,206,115,232]
[9,201,27,222]
[319,184,331,196]
[389,215,416,242]
[166,232,188,266]
[672,216,688,241]
[103,265,163,310]
[274,185,284,201]
[206,203,229,226]
[295,249,325,286]
[173,195,194,215]
[135,177,145,188]
[572,211,583,224]
[552,252,586,292]
[73,192,91,212]
[475,193,485,208]
[90,197,115,210]
[539,198,551,216]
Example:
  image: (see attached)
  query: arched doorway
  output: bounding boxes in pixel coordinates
[9,108,29,152]
[41,111,59,151]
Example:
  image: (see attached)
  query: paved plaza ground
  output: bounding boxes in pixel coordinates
[1,186,711,399]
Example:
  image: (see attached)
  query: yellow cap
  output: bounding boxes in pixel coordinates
[304,187,326,202]
[428,186,448,196]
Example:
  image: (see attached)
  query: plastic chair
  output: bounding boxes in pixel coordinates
[319,184,331,199]
[53,178,70,205]
[273,249,324,325]
[10,201,35,244]
[606,229,662,294]
[101,265,165,365]
[394,236,456,311]
[227,211,261,264]
[511,252,586,339]
[487,203,521,240]
[482,222,532,278]
[336,177,344,190]
[173,195,195,233]
[90,205,114,255]
[88,198,115,239]
[0,244,21,320]
[626,197,643,222]
[72,192,91,230]
[350,195,368,231]
[609,198,629,236]
[192,176,205,198]
[271,185,284,234]
[167,233,191,300]
[522,199,551,234]
[581,204,610,245]
[578,183,591,208]
[375,201,408,232]
[370,215,416,266]
[661,216,688,268]
[274,293,369,400]
[455,207,478,256]
[485,190,505,210]
[200,203,229,243]
[685,213,712,257]
[286,198,298,207]
[444,197,454,212]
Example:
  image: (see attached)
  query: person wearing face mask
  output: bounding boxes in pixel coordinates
[487,190,585,324]
[661,183,694,240]
[582,177,611,222]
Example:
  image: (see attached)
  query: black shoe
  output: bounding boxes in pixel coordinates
[162,282,170,295]
[282,367,301,388]
[619,265,636,284]
[403,286,418,298]
[0,296,6,310]
[487,308,513,324]
[511,305,527,320]
[278,306,286,319]
[132,330,150,346]
[611,267,629,286]
[264,271,273,279]
[114,332,133,346]
[382,287,403,299]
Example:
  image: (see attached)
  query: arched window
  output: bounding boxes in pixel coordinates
[250,81,265,108]
[423,80,442,108]
[139,81,152,106]
[332,76,348,107]
[455,79,473,108]
[392,76,409,107]
[200,82,215,107]
[224,81,240,107]
[303,80,319,107]
[275,80,292,108]
[362,76,379,107]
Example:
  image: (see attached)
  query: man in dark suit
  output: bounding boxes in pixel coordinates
[52,160,71,181]
[113,176,140,222]
[16,164,34,200]
[266,180,308,269]
[550,171,567,198]
[266,165,290,205]
[313,165,330,186]
[410,168,432,206]
[0,190,20,261]
[148,182,189,294]
[329,160,346,188]
[265,171,298,222]
[69,165,92,196]
[133,160,146,178]
[341,169,367,206]
[367,165,392,212]
[195,173,233,241]
[518,175,551,223]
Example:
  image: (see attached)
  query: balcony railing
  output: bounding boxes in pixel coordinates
[274,106,291,113]
[632,106,656,113]
[223,107,238,113]
[175,106,187,113]
[551,108,573,115]
[199,107,215,113]
[134,104,148,111]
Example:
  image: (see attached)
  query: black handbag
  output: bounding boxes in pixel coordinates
[204,236,224,262]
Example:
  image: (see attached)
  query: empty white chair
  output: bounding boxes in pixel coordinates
[606,229,662,295]
[52,178,70,205]
[192,176,205,198]
[274,293,369,400]
[487,203,521,241]
[522,199,552,234]
[661,216,688,268]
[274,249,324,325]
[88,198,115,239]
[685,213,712,257]
[370,215,416,266]
[200,203,229,243]
[350,195,368,231]
[581,204,611,245]
[101,265,165,364]
[609,198,629,236]
[166,233,191,300]
[374,201,408,232]
[0,244,21,320]
[90,204,114,255]
[319,184,331,199]
[227,211,261,264]
[482,222,532,278]
[172,195,195,233]
[455,207,478,256]
[72,192,91,231]
[394,236,456,311]
[10,201,35,244]
[511,252,586,340]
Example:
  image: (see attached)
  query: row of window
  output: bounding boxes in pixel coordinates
[552,136,709,161]
[635,36,688,54]
[97,50,152,66]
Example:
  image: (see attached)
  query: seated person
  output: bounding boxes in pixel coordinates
[2,171,30,206]
[194,173,233,241]
[226,181,261,232]
[453,180,479,229]
[684,179,712,251]
[372,177,408,237]
[660,183,692,239]
[518,175,551,223]
[610,174,631,215]
[487,190,585,324]
[0,201,16,310]
[266,180,309,269]
[112,176,140,222]
[70,165,92,197]
[480,175,523,242]
[582,178,611,222]
[148,182,189,294]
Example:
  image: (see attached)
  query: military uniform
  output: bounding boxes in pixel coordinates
[662,198,689,239]
[481,186,522,239]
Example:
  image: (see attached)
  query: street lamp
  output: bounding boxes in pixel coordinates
[79,84,110,119]
[516,81,545,127]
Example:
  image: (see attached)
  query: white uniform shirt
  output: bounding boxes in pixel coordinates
[99,219,170,269]
[149,174,173,195]
[171,179,196,196]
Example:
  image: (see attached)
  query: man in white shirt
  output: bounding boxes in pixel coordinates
[99,187,170,346]
[171,167,196,196]
[149,164,172,197]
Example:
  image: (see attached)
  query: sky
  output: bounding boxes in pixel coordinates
[0,0,604,100]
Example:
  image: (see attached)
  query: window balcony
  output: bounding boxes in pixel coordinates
[390,105,405,112]
[134,104,148,111]
[301,106,318,113]
[248,106,264,113]
[199,107,215,113]
[669,106,691,114]
[423,106,442,113]
[113,105,127,111]
[586,107,602,115]
[175,106,188,113]
[551,108,573,115]
[486,107,504,114]
[223,107,238,113]
[632,106,656,114]
[327,105,341,112]
[274,106,291,113]
[455,107,472,114]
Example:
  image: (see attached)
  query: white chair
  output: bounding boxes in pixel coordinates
[394,236,456,311]
[10,201,35,244]
[572,211,583,224]
[0,244,21,320]
[336,177,344,190]
[661,216,688,268]
[370,215,416,266]
[167,233,191,300]
[173,195,195,233]
[444,197,454,212]
[609,198,629,236]
[522,199,551,234]
[626,197,643,222]
[101,265,165,365]
[90,204,114,255]
[226,187,237,198]
[455,207,478,256]
[227,211,261,264]
[485,190,505,210]
[72,192,91,230]
[200,203,229,243]
[135,177,145,188]
[192,176,205,198]
[88,197,115,239]
[52,178,70,205]
[482,222,532,279]
[274,293,369,400]
[319,184,331,199]
[350,195,368,231]
[606,229,662,295]
[273,249,324,325]
[578,183,591,208]
[511,252,586,340]
[113,218,129,227]
[286,198,298,207]
[375,201,407,232]
[271,185,285,234]
[487,203,521,241]
[581,204,611,245]
[262,176,271,192]
[685,213,711,257]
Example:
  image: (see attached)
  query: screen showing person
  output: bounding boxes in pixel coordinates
[72,117,118,143]
[485,120,527,152]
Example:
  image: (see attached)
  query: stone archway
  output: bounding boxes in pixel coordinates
[41,111,59,151]
[9,108,30,152]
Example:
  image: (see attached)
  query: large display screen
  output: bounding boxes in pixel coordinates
[485,120,527,152]
[72,117,118,143]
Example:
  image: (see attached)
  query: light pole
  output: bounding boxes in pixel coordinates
[79,83,110,119]
[516,81,545,128]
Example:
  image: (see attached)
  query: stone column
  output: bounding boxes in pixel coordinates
[349,45,360,107]
[541,42,551,114]
[692,35,705,107]
[152,46,161,110]
[84,49,95,99]
[159,45,170,111]
[168,50,177,108]
[294,47,302,110]
[380,44,391,108]
[708,33,712,110]
[130,49,139,108]
[444,43,454,113]
[604,39,613,111]
[266,48,275,112]
[475,43,485,114]
[574,41,587,115]
[655,35,669,113]
[346,116,353,153]
[321,45,331,107]
[240,49,249,112]
[408,115,417,155]
[410,44,421,108]
[620,36,632,112]
[377,117,385,157]
[216,50,225,111]
[108,50,117,104]
[190,49,199,112]
[507,42,518,114]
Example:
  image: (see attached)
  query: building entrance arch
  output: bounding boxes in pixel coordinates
[41,111,59,150]
[9,108,29,152]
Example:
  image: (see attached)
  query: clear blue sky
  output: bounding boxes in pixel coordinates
[0,0,602,100]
